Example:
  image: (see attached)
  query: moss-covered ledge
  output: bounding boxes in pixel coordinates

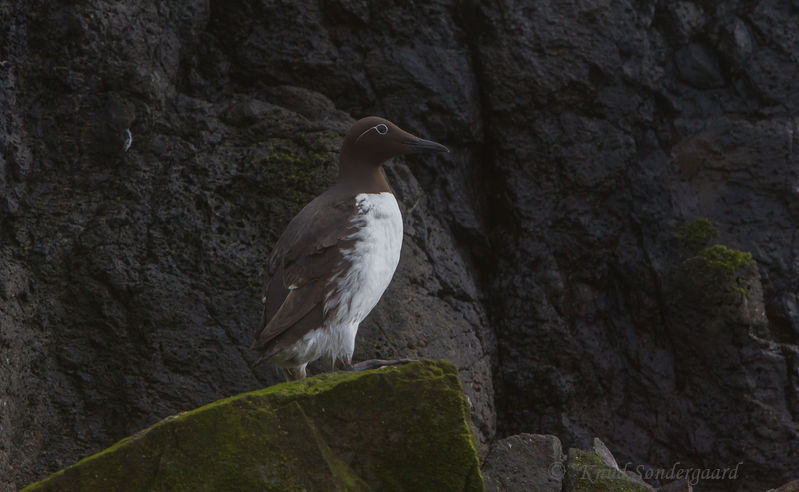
[673,218,757,301]
[23,360,483,491]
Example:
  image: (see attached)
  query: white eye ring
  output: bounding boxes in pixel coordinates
[355,123,390,143]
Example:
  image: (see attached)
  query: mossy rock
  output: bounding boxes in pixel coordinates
[563,448,651,492]
[679,244,754,297]
[682,244,752,278]
[676,218,719,254]
[23,360,483,491]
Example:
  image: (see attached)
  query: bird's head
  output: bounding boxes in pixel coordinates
[339,116,448,177]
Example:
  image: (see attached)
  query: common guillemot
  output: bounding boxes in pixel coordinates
[252,116,449,380]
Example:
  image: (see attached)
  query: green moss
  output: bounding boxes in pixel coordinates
[680,244,754,296]
[564,449,650,492]
[673,218,755,298]
[685,244,753,275]
[676,218,719,253]
[23,360,482,492]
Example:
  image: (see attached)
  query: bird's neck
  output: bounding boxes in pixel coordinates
[338,158,392,194]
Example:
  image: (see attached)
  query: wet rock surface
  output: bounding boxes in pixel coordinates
[2,1,798,490]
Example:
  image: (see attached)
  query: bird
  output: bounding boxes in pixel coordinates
[252,116,449,380]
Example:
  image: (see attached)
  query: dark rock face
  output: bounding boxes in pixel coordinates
[483,433,565,492]
[467,1,799,489]
[2,0,799,490]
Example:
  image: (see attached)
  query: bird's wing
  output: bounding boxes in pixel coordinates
[252,189,358,355]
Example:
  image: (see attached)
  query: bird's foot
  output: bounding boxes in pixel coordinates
[348,358,417,372]
[282,366,308,381]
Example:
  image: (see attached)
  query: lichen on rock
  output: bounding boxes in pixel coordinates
[22,360,483,492]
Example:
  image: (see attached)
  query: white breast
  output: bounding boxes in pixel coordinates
[320,192,403,363]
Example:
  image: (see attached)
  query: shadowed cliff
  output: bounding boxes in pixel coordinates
[2,1,798,490]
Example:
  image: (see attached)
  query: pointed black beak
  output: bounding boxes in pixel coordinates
[405,138,450,153]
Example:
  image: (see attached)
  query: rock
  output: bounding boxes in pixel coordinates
[657,479,693,491]
[21,360,483,491]
[676,43,726,89]
[563,447,653,492]
[482,433,564,492]
[467,1,799,489]
[769,479,799,492]
[592,438,653,491]
[591,437,620,470]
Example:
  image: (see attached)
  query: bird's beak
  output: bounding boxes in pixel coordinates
[405,138,450,153]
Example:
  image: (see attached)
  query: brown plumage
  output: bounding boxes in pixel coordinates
[252,116,448,380]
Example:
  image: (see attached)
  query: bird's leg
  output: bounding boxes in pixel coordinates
[348,358,417,372]
[283,365,308,381]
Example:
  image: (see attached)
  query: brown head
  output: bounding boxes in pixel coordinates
[338,116,448,185]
